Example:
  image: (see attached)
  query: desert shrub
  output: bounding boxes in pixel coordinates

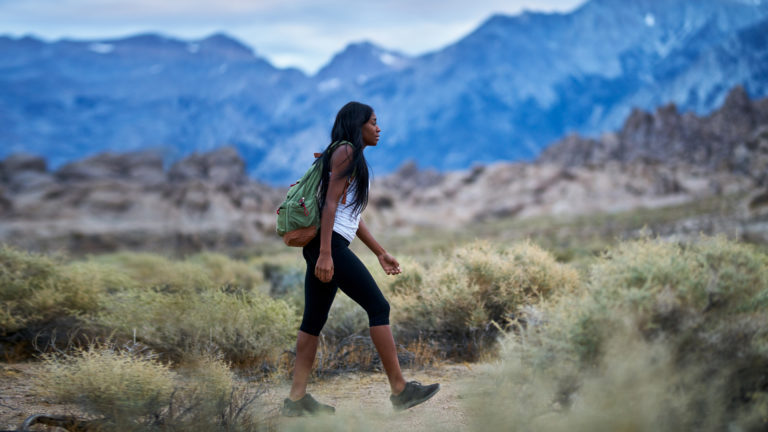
[186,252,266,294]
[545,236,768,365]
[86,252,215,292]
[172,354,260,429]
[466,329,740,432]
[321,295,369,341]
[83,251,267,294]
[387,240,580,359]
[251,253,305,305]
[34,344,175,424]
[61,260,139,293]
[466,236,768,431]
[0,246,102,333]
[35,345,262,431]
[98,286,298,365]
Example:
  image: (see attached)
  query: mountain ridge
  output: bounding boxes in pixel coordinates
[2,0,768,183]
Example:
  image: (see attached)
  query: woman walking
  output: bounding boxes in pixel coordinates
[282,101,440,416]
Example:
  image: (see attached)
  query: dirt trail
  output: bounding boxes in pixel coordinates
[262,364,474,431]
[1,362,475,431]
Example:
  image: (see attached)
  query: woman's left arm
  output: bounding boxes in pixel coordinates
[357,219,401,276]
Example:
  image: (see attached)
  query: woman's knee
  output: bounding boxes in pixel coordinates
[299,312,328,336]
[367,299,390,327]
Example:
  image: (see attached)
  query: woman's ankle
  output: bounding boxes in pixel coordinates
[391,379,407,395]
[288,391,306,402]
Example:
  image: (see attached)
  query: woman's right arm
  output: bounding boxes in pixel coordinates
[314,144,354,283]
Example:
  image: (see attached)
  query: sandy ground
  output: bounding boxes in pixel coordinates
[261,364,475,431]
[0,363,87,431]
[0,362,476,431]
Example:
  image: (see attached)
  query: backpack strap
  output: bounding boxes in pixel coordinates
[314,141,354,205]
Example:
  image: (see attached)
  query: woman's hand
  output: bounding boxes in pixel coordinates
[378,252,402,276]
[315,253,334,283]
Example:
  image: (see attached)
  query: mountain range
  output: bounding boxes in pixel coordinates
[1,0,768,183]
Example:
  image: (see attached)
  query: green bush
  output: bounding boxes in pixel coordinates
[186,252,266,294]
[34,346,261,431]
[86,252,214,292]
[85,251,266,295]
[543,236,768,366]
[387,240,580,358]
[35,344,176,423]
[98,286,298,365]
[466,236,768,431]
[251,253,306,307]
[0,246,102,333]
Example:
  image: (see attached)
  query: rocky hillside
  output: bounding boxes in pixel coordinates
[539,86,768,185]
[1,87,767,253]
[367,86,768,242]
[0,147,283,253]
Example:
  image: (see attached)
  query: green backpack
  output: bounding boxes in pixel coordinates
[276,141,351,247]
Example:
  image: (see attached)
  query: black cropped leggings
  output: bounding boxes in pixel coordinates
[300,231,390,336]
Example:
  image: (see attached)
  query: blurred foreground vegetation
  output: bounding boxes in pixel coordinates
[1,217,767,430]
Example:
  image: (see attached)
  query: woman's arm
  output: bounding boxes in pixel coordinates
[314,144,354,283]
[357,219,401,276]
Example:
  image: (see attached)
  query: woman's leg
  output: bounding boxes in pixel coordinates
[290,236,339,400]
[289,330,319,400]
[370,325,407,394]
[332,244,406,394]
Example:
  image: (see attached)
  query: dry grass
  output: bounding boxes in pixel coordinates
[384,240,581,360]
[33,344,264,431]
[98,287,298,365]
[1,245,298,366]
[0,246,101,335]
[85,251,267,295]
[464,235,768,431]
[6,232,768,431]
[34,343,176,425]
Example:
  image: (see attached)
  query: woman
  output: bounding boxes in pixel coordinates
[282,101,440,416]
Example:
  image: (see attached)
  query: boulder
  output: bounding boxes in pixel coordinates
[7,170,56,193]
[55,151,164,183]
[169,146,246,185]
[0,154,54,192]
[0,153,47,182]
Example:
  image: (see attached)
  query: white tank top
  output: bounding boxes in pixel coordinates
[333,178,362,242]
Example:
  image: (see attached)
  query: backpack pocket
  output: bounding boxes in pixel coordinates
[276,196,319,246]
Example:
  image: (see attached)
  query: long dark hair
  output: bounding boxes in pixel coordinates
[317,101,372,215]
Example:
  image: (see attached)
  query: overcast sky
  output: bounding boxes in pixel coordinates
[0,0,586,74]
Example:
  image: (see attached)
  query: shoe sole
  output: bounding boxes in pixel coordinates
[281,408,303,417]
[281,406,336,417]
[394,384,441,411]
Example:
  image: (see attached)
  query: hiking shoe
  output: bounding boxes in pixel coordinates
[281,394,335,417]
[390,381,440,411]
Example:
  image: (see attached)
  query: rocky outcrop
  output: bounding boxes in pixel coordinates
[0,147,283,254]
[56,151,165,184]
[366,86,768,241]
[2,87,766,253]
[0,154,55,193]
[367,161,753,229]
[168,147,247,185]
[539,86,768,185]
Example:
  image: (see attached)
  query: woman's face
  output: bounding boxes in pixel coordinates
[361,112,380,147]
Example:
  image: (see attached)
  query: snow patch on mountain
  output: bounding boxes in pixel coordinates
[318,78,341,92]
[88,43,114,54]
